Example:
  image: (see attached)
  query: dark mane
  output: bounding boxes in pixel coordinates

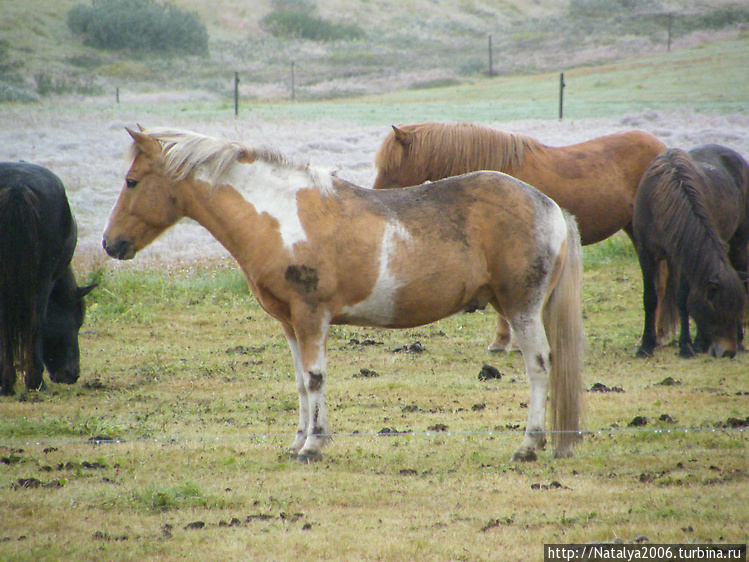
[646,148,729,282]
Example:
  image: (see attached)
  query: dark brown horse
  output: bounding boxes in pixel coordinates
[633,145,749,358]
[373,121,667,350]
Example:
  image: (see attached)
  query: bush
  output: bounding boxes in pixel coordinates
[261,0,364,41]
[67,0,208,57]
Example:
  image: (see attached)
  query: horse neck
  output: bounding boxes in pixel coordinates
[178,169,311,267]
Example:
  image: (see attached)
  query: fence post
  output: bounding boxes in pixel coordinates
[559,72,565,120]
[115,87,119,104]
[488,34,493,77]
[291,62,296,101]
[234,72,239,117]
[667,12,673,52]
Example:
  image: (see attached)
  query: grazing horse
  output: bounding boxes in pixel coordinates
[103,127,585,462]
[372,121,667,351]
[0,162,96,395]
[633,145,749,358]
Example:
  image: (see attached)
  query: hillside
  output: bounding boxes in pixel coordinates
[1,0,748,102]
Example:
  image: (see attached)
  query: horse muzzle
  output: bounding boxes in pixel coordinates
[709,339,737,359]
[49,367,80,385]
[102,235,136,260]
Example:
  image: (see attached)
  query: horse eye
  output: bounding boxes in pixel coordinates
[125,178,138,189]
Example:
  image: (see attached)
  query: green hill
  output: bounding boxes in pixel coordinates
[1,0,748,102]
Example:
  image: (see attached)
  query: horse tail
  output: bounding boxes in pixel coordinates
[655,259,679,344]
[544,210,584,457]
[0,186,41,392]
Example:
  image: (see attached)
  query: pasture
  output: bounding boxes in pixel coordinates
[0,242,746,560]
[0,35,748,560]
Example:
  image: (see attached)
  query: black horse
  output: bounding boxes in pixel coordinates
[633,145,749,358]
[0,162,96,395]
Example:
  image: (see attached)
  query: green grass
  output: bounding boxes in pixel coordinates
[0,250,745,560]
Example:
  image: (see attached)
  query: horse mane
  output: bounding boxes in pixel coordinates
[647,148,732,284]
[132,127,334,195]
[374,122,543,177]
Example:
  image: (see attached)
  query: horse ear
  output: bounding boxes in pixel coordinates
[239,148,256,164]
[126,127,162,158]
[392,126,410,147]
[78,284,98,299]
[137,123,146,132]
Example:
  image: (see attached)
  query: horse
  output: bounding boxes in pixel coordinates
[372,121,667,351]
[0,162,97,395]
[633,145,749,359]
[103,126,585,462]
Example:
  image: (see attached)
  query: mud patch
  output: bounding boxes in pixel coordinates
[589,382,625,393]
[478,364,502,381]
[392,342,423,353]
[530,480,570,491]
[353,368,379,378]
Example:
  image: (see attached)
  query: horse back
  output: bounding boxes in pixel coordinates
[322,172,566,326]
[0,162,77,275]
[687,144,749,244]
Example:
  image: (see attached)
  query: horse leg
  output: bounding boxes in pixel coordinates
[636,251,659,357]
[508,314,550,462]
[289,315,332,463]
[487,315,518,353]
[281,323,310,455]
[0,356,15,396]
[676,276,696,358]
[24,325,46,392]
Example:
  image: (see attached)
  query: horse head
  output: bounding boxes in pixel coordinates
[688,268,747,359]
[43,272,97,384]
[103,127,184,260]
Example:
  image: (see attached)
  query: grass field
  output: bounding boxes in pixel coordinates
[1,3,748,559]
[0,235,746,561]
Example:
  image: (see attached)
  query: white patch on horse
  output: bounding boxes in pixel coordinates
[211,160,333,250]
[340,220,412,325]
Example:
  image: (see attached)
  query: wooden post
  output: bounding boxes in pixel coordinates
[488,34,493,77]
[115,87,119,104]
[291,62,295,101]
[667,12,673,52]
[559,72,565,120]
[234,72,239,117]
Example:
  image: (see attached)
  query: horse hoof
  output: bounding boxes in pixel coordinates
[510,449,537,462]
[552,448,573,459]
[635,347,653,358]
[296,451,323,463]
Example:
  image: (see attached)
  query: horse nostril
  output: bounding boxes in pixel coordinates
[103,236,135,260]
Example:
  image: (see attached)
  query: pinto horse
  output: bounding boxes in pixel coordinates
[0,162,96,395]
[373,121,667,351]
[633,145,749,359]
[103,127,585,462]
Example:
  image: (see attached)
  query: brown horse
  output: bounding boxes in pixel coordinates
[633,145,749,359]
[103,126,585,462]
[373,122,667,351]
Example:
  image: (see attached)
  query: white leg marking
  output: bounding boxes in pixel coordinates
[283,327,308,453]
[510,314,551,461]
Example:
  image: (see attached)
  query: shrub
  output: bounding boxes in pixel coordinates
[261,0,364,41]
[67,0,208,57]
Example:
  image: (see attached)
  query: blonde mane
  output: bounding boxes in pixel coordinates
[131,127,334,194]
[374,122,543,178]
